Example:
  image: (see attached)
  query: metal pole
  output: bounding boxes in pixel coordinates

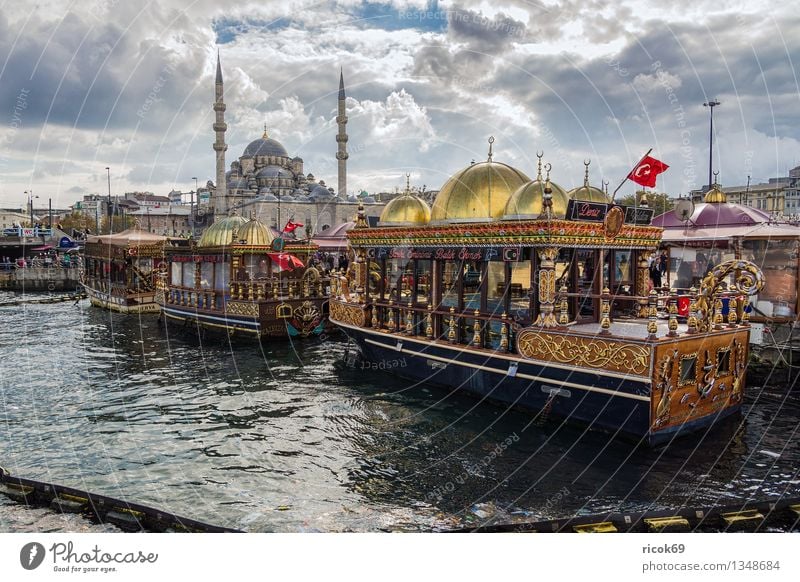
[703,100,720,189]
[745,174,751,206]
[106,167,112,234]
[49,198,52,232]
[192,177,198,237]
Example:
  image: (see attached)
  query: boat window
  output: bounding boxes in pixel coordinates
[386,257,410,302]
[509,258,531,324]
[171,262,182,286]
[679,354,697,386]
[441,260,460,310]
[200,262,213,289]
[215,260,229,292]
[716,348,731,376]
[574,249,599,321]
[742,239,798,319]
[414,259,432,306]
[182,262,195,288]
[462,259,483,311]
[486,261,507,315]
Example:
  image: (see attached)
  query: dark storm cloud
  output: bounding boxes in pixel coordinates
[0,11,208,132]
[487,11,800,153]
[447,6,526,53]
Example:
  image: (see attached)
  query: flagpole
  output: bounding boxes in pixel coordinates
[611,148,652,203]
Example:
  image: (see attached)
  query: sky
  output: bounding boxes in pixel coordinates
[0,0,798,209]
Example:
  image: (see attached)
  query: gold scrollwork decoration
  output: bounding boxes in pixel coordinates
[695,259,765,332]
[226,301,259,317]
[329,300,367,327]
[516,330,651,375]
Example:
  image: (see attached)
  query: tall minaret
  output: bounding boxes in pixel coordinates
[336,68,348,197]
[212,51,228,219]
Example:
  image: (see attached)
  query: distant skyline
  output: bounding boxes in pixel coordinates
[1,0,798,207]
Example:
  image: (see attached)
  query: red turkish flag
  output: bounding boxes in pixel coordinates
[627,155,669,188]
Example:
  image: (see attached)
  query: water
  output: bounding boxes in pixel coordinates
[1,292,799,532]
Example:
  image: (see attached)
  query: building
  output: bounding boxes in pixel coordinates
[208,54,384,234]
[128,205,191,236]
[0,209,32,229]
[690,164,800,215]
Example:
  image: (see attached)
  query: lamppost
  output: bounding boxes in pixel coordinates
[105,167,113,234]
[191,176,198,237]
[25,190,38,228]
[275,171,284,235]
[744,174,751,207]
[703,99,720,190]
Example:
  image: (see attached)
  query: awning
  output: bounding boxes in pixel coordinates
[31,245,53,251]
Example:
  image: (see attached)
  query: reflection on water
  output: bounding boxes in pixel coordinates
[1,294,799,531]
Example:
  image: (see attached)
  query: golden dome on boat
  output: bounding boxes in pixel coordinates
[197,214,249,247]
[567,160,609,203]
[503,154,569,220]
[704,177,727,203]
[237,217,275,246]
[379,180,431,227]
[430,138,530,223]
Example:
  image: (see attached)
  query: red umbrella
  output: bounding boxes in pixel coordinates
[268,252,304,271]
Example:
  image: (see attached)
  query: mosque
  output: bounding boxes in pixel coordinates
[208,54,383,235]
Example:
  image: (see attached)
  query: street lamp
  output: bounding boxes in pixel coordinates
[25,190,38,229]
[105,167,113,234]
[703,99,720,190]
[191,176,198,236]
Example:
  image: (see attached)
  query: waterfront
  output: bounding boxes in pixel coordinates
[1,293,799,532]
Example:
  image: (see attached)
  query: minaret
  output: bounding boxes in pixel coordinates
[212,51,228,219]
[336,68,348,198]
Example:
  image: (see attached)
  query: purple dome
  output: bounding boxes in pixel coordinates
[652,202,770,228]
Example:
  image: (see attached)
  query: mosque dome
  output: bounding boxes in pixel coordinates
[430,141,530,223]
[241,129,289,158]
[198,214,248,247]
[255,165,288,179]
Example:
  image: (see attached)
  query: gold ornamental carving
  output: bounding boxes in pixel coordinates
[226,301,259,317]
[516,330,651,376]
[538,269,556,304]
[694,259,764,332]
[330,300,367,327]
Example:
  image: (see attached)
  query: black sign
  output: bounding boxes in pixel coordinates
[370,247,509,262]
[567,200,608,222]
[624,206,654,225]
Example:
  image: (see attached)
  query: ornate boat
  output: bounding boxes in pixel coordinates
[158,213,330,339]
[81,229,178,313]
[330,147,764,445]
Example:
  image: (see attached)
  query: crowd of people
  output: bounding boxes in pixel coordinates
[308,251,349,274]
[0,252,81,271]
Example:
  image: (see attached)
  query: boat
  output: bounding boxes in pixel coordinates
[329,145,765,445]
[157,213,331,339]
[81,229,181,313]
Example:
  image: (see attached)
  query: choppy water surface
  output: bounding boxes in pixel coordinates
[1,292,799,532]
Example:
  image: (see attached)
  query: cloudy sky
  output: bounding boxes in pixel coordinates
[0,0,798,208]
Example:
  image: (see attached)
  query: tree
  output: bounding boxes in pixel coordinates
[616,190,674,216]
